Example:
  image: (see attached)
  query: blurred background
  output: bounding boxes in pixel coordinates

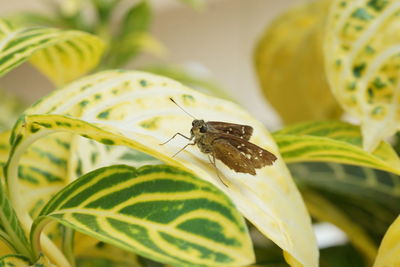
[0,0,318,130]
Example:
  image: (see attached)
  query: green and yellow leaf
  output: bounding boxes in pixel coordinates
[290,162,400,265]
[0,254,31,266]
[0,19,105,85]
[273,121,400,174]
[254,0,342,124]
[325,0,400,151]
[373,216,400,267]
[0,179,32,260]
[33,164,252,266]
[1,129,159,266]
[5,70,318,267]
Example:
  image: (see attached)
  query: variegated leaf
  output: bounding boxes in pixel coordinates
[5,70,318,267]
[290,162,400,265]
[325,0,400,151]
[0,254,31,266]
[1,129,159,265]
[273,121,400,174]
[0,19,105,85]
[0,180,32,259]
[32,164,252,266]
[373,216,400,267]
[1,131,159,265]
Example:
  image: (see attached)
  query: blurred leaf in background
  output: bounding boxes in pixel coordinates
[254,0,342,124]
[100,0,167,68]
[324,0,400,151]
[5,0,232,101]
[0,89,25,131]
[373,216,400,267]
[142,64,234,102]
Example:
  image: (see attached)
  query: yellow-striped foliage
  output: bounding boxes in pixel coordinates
[274,121,400,174]
[33,165,252,266]
[325,0,400,151]
[0,19,104,85]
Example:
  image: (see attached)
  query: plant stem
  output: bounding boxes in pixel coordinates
[6,129,70,266]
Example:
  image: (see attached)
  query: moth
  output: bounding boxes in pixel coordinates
[161,98,277,180]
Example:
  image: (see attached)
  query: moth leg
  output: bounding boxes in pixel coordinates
[172,142,196,157]
[209,154,229,187]
[160,132,192,145]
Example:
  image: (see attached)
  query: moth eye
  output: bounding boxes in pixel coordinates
[200,125,207,133]
[192,121,195,126]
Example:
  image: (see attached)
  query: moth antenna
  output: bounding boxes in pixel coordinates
[169,97,197,119]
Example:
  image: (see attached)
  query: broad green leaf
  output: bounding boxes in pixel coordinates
[254,0,342,124]
[289,162,400,263]
[5,70,318,267]
[32,164,252,266]
[0,19,105,85]
[0,254,31,266]
[273,121,400,174]
[325,0,400,151]
[373,216,400,267]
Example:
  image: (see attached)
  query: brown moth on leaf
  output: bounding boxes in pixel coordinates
[161,98,277,180]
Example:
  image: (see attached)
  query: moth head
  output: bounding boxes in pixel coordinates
[191,119,207,135]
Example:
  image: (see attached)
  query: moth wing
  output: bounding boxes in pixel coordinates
[214,134,277,168]
[213,138,256,175]
[207,121,253,140]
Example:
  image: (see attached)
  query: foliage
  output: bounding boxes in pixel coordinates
[254,0,342,124]
[6,0,227,97]
[0,0,399,267]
